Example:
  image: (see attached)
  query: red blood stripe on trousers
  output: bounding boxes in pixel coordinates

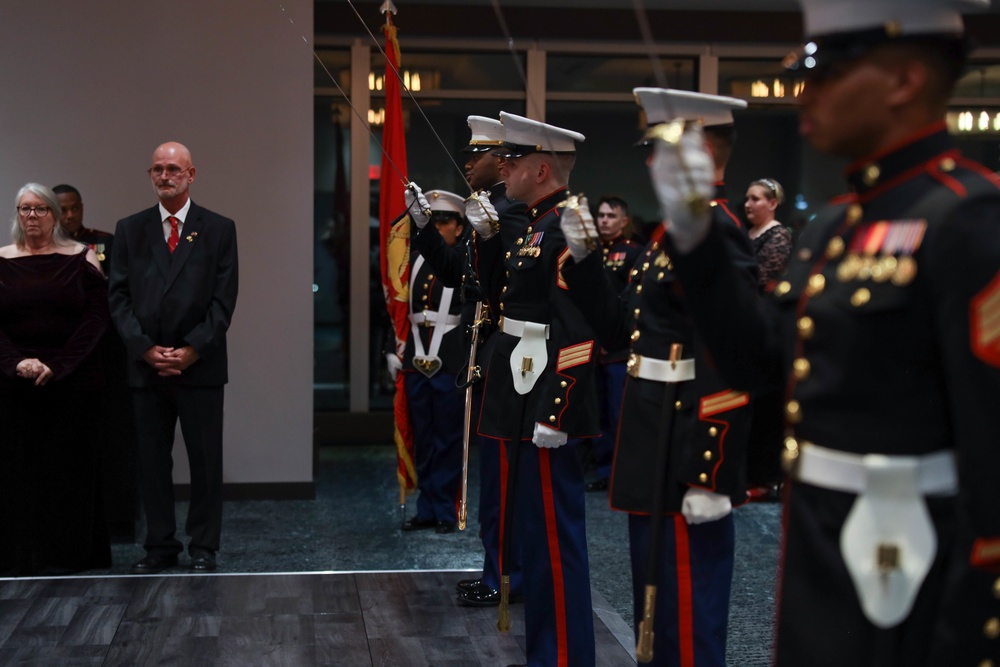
[674,515,695,667]
[539,449,569,667]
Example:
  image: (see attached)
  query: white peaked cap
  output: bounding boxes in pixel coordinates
[465,115,506,153]
[798,0,989,40]
[425,190,465,216]
[633,88,747,127]
[496,111,585,157]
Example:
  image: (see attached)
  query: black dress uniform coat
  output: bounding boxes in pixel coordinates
[476,188,600,440]
[564,185,758,513]
[598,234,642,365]
[671,124,1000,665]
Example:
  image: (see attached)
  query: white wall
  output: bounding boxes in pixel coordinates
[0,1,314,487]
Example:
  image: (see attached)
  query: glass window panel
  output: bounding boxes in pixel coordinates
[314,96,352,410]
[546,55,695,94]
[955,62,1000,98]
[719,58,805,103]
[368,51,527,94]
[314,49,351,90]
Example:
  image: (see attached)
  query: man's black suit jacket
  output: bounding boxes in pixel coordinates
[108,201,238,388]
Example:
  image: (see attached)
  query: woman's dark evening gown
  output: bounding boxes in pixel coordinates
[0,251,111,575]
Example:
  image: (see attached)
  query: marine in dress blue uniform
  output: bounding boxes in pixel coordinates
[563,89,756,667]
[657,1,1000,664]
[396,190,469,534]
[585,196,642,492]
[468,112,598,667]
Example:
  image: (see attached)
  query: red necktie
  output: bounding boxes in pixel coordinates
[167,216,179,253]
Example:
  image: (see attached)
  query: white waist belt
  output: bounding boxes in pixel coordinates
[626,353,695,383]
[795,443,958,496]
[794,442,957,629]
[409,311,462,327]
[499,316,549,340]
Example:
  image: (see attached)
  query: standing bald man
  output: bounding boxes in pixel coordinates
[109,141,239,575]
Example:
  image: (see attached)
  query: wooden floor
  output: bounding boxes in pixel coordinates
[0,570,637,666]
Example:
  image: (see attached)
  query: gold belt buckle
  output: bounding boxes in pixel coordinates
[520,357,534,377]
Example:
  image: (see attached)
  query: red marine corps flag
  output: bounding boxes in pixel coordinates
[377,1,417,510]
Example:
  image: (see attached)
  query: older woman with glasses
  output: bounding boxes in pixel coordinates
[0,183,111,576]
[745,178,793,289]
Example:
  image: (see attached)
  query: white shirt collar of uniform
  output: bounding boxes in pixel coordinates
[159,199,192,239]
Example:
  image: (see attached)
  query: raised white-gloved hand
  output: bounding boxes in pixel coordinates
[648,122,715,253]
[405,182,431,229]
[465,192,498,240]
[559,195,598,262]
[532,422,568,449]
[681,487,732,525]
[385,353,402,381]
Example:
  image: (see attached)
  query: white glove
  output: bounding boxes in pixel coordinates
[465,192,498,240]
[385,353,402,381]
[559,195,598,262]
[681,487,732,525]
[532,422,568,449]
[405,182,431,229]
[648,122,715,253]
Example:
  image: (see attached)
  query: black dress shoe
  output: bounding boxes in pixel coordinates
[401,517,437,532]
[190,551,217,572]
[435,521,456,534]
[457,582,501,607]
[131,553,178,575]
[455,577,482,593]
[585,478,609,492]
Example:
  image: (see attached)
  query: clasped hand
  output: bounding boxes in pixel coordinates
[15,358,53,386]
[143,345,199,376]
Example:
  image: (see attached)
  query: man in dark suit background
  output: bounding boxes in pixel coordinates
[109,141,239,574]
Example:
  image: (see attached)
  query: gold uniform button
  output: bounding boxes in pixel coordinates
[517,261,523,267]
[846,203,863,225]
[674,400,683,410]
[993,576,1000,599]
[703,450,712,461]
[657,272,664,280]
[826,237,845,260]
[798,248,813,262]
[797,316,815,340]
[699,473,708,483]
[634,308,641,318]
[554,398,562,405]
[427,274,434,280]
[786,400,803,423]
[505,251,511,260]
[851,287,871,307]
[978,660,994,667]
[531,209,538,218]
[862,164,881,187]
[708,426,718,437]
[549,415,556,423]
[517,237,524,245]
[939,157,956,172]
[774,281,791,297]
[985,617,1000,640]
[423,283,429,289]
[632,269,640,277]
[526,226,534,234]
[630,330,641,342]
[560,381,568,388]
[500,303,505,311]
[642,262,650,271]
[782,436,800,471]
[635,285,643,294]
[806,274,826,297]
[793,357,811,380]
